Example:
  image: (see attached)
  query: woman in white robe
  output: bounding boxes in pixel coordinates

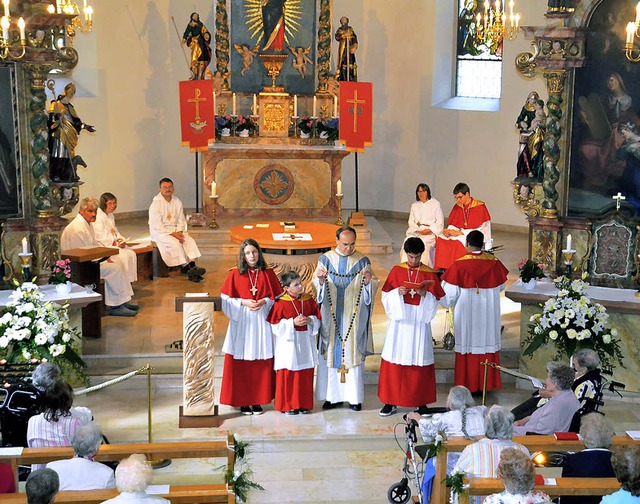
[400,183,444,268]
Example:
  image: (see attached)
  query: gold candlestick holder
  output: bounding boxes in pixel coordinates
[18,253,33,282]
[335,194,344,226]
[562,249,575,278]
[208,195,219,229]
[291,115,299,138]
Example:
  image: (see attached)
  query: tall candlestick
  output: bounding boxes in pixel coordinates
[21,237,28,254]
[232,93,236,116]
[293,95,298,117]
[333,95,338,117]
[312,96,317,117]
[211,181,217,197]
[253,93,257,115]
[337,179,342,195]
[566,234,572,251]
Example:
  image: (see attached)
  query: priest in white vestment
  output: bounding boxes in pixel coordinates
[313,227,379,410]
[92,192,137,283]
[60,197,138,317]
[400,183,444,268]
[148,177,205,282]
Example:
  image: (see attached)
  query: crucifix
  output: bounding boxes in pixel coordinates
[346,90,365,133]
[249,285,258,297]
[337,363,349,383]
[187,88,206,125]
[612,192,626,211]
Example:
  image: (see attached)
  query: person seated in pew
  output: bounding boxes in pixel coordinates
[93,192,138,283]
[100,453,170,503]
[25,468,59,504]
[46,422,115,490]
[601,445,640,504]
[484,448,552,504]
[61,197,139,317]
[512,362,580,436]
[560,413,615,504]
[453,405,530,504]
[511,348,602,421]
[27,380,93,470]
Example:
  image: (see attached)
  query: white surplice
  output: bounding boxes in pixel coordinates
[271,316,320,371]
[148,193,201,267]
[221,295,275,360]
[400,198,444,267]
[60,214,133,307]
[92,208,137,283]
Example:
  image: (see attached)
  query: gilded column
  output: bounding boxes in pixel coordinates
[316,0,332,91]
[215,0,230,91]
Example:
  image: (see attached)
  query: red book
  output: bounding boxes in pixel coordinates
[403,279,435,290]
[554,432,581,440]
[534,474,545,485]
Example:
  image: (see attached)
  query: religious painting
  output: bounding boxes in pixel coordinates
[568,0,640,218]
[229,0,317,95]
[0,65,22,219]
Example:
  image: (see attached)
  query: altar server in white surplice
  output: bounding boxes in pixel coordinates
[92,192,137,283]
[400,183,444,268]
[148,177,205,282]
[313,226,378,411]
[60,197,137,317]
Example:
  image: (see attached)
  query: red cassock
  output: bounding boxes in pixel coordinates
[434,199,491,270]
[441,253,508,393]
[219,267,283,407]
[378,264,445,407]
[268,293,320,412]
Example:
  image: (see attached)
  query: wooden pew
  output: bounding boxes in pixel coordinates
[430,435,639,503]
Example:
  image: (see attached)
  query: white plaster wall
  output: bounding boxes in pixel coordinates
[67,0,553,226]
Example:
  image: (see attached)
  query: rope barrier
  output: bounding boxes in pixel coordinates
[74,364,150,396]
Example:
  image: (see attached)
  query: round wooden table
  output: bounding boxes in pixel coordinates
[230,221,339,255]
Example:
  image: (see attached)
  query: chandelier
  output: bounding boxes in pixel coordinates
[476,0,521,49]
[625,2,640,62]
[0,1,26,60]
[49,0,94,35]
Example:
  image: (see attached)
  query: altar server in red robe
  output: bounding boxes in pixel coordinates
[267,271,321,415]
[434,182,492,270]
[440,230,508,394]
[378,238,447,417]
[220,238,283,415]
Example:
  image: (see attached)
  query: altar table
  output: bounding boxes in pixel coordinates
[230,221,339,255]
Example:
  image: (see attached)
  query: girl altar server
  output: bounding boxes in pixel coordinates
[220,239,283,415]
[268,271,321,415]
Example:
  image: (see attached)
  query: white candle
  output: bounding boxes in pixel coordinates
[312,96,317,117]
[21,237,28,254]
[17,16,24,41]
[293,95,298,117]
[2,0,8,18]
[566,234,572,251]
[47,3,54,13]
[337,179,342,195]
[253,94,257,115]
[232,93,236,116]
[86,6,92,22]
[1,16,8,40]
[83,0,87,8]
[333,95,338,117]
[211,181,217,197]
[628,22,636,45]
[213,91,216,116]
[636,2,640,25]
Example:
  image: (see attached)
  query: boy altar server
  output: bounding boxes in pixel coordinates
[378,237,446,417]
[440,230,508,394]
[267,271,321,415]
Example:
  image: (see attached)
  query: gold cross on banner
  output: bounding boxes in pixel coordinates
[346,89,365,133]
[187,88,206,125]
[337,364,349,383]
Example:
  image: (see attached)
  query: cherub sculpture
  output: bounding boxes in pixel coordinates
[289,45,312,78]
[234,43,260,76]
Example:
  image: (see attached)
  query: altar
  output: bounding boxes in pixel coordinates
[505,279,640,392]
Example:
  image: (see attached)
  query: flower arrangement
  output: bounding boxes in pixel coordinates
[445,471,467,504]
[421,426,448,460]
[518,258,545,283]
[317,118,339,141]
[218,435,263,503]
[0,282,85,374]
[523,276,624,371]
[235,115,257,133]
[215,115,232,131]
[297,116,315,135]
[49,258,71,285]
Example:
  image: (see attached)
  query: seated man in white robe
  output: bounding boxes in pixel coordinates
[61,197,138,317]
[148,177,205,282]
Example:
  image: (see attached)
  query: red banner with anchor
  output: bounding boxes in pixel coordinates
[338,81,373,152]
[179,80,215,152]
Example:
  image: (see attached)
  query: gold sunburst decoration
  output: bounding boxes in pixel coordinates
[244,0,303,47]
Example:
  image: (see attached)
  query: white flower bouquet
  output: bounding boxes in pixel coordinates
[522,276,624,371]
[0,282,85,373]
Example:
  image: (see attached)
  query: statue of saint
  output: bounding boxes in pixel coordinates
[335,16,358,82]
[182,12,212,80]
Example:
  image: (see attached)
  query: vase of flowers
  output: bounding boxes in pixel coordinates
[298,117,314,138]
[236,115,257,137]
[317,118,339,141]
[523,276,624,371]
[49,258,72,294]
[216,115,232,137]
[518,258,545,290]
[0,281,86,377]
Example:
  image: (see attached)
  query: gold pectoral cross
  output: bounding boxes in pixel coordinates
[250,285,258,297]
[337,364,349,383]
[346,90,365,133]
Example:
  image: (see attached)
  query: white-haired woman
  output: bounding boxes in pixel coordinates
[100,454,169,503]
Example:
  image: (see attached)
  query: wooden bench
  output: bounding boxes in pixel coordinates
[431,435,640,503]
[131,243,154,282]
[1,436,236,503]
[151,241,170,278]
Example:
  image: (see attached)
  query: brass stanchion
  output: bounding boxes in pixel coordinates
[146,363,171,469]
[481,359,490,406]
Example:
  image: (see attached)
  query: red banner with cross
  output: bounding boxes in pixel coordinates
[338,81,373,152]
[179,80,215,152]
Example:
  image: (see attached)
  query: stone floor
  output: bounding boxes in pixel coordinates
[71,215,639,504]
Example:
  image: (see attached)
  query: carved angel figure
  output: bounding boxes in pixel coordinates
[234,43,260,76]
[289,45,312,78]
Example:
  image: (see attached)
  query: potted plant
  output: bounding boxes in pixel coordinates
[215,115,232,137]
[317,118,339,141]
[517,258,545,289]
[236,115,257,137]
[49,258,72,294]
[297,117,314,138]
